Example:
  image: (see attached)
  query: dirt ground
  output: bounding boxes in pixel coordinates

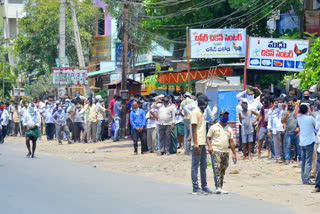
[7,136,319,214]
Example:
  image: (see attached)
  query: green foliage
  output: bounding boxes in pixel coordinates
[255,73,285,89]
[13,0,97,74]
[298,35,320,90]
[155,63,161,72]
[26,73,58,98]
[144,74,158,86]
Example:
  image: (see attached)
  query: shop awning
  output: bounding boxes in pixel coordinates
[88,67,115,77]
[156,67,232,86]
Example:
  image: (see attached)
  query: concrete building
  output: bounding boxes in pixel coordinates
[1,0,26,66]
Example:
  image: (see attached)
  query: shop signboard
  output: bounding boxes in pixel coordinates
[247,37,309,71]
[53,68,88,85]
[190,28,246,58]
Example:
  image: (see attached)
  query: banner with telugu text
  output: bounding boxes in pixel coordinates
[247,37,309,72]
[190,29,246,58]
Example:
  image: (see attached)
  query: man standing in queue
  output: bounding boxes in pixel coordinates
[207,110,237,194]
[190,95,214,195]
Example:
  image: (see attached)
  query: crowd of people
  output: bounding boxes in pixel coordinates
[0,87,320,194]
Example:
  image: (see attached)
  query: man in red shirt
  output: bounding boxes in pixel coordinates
[108,95,116,117]
[256,96,274,159]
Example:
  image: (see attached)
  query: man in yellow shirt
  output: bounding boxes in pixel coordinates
[207,110,237,194]
[190,95,214,195]
[82,97,97,143]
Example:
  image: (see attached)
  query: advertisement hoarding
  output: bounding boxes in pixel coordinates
[53,68,88,85]
[247,37,309,71]
[190,29,246,58]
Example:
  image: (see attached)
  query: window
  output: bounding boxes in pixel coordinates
[97,8,105,36]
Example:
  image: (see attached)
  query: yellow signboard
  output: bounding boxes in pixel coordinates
[91,36,111,62]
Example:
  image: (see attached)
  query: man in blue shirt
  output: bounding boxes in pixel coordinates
[41,101,55,141]
[53,104,72,145]
[297,103,316,185]
[130,101,147,155]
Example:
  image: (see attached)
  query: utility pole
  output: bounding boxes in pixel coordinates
[59,0,66,58]
[16,10,21,102]
[120,0,129,137]
[186,26,191,92]
[69,0,85,67]
[2,0,9,99]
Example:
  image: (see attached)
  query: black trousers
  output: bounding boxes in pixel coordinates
[45,123,55,140]
[132,129,147,153]
[1,126,7,144]
[73,122,84,142]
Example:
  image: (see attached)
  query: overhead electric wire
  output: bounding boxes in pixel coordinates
[139,0,227,19]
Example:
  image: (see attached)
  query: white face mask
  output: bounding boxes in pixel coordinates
[247,95,254,101]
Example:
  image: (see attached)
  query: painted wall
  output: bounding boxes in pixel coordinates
[277,12,300,35]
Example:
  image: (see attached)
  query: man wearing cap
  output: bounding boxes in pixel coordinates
[190,95,214,195]
[207,110,237,194]
[179,92,194,155]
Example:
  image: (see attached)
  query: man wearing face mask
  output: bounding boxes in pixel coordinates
[95,98,108,142]
[207,110,237,194]
[179,92,194,155]
[41,101,55,141]
[152,96,176,155]
[239,101,259,160]
[302,90,313,104]
[190,95,214,195]
[82,97,97,143]
[130,101,147,154]
[236,89,262,151]
[267,98,285,163]
[282,98,300,164]
[113,96,122,142]
[257,96,274,158]
[53,104,72,145]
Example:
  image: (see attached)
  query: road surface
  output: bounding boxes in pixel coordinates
[0,141,296,214]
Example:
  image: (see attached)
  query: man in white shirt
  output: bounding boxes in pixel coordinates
[0,103,10,144]
[236,89,262,153]
[152,96,176,155]
[146,103,158,153]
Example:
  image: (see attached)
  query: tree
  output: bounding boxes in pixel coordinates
[298,34,320,90]
[26,73,58,98]
[13,0,97,74]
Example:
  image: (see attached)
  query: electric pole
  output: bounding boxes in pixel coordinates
[59,0,66,58]
[186,26,190,92]
[2,0,9,100]
[120,0,129,137]
[17,10,21,102]
[69,0,85,68]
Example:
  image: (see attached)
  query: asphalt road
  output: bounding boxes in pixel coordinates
[0,141,296,214]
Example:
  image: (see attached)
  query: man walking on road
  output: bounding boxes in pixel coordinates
[207,110,237,194]
[53,104,72,145]
[190,95,214,195]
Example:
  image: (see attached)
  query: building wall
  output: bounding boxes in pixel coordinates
[277,12,300,35]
